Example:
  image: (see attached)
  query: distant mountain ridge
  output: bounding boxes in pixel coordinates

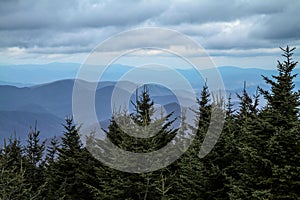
[1,62,300,88]
[1,63,300,143]
[0,79,185,142]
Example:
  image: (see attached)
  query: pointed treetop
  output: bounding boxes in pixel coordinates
[260,46,299,127]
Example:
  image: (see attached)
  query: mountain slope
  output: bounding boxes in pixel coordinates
[0,111,64,143]
[1,65,299,142]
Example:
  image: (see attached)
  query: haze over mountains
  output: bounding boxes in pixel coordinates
[2,62,300,88]
[1,63,300,142]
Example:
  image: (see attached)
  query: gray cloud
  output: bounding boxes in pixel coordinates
[0,0,299,59]
[154,0,286,25]
[0,0,168,30]
[250,2,300,40]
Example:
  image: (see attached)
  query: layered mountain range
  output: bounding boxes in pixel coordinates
[1,63,299,142]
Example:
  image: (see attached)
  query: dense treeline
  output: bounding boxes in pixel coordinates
[1,46,299,199]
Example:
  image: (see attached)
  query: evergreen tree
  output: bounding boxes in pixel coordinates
[24,122,46,195]
[171,82,211,199]
[227,46,300,199]
[45,136,59,166]
[1,135,24,173]
[25,122,45,168]
[260,46,300,199]
[196,81,211,134]
[260,46,300,129]
[0,136,39,199]
[89,85,178,199]
[171,83,227,200]
[0,161,38,200]
[237,82,259,122]
[50,117,97,200]
[226,85,266,199]
[131,85,154,126]
[106,85,177,153]
[44,136,60,199]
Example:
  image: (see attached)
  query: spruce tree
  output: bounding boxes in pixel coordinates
[260,46,300,129]
[171,83,227,199]
[25,122,45,168]
[226,85,266,199]
[0,136,39,199]
[44,136,59,199]
[50,117,96,200]
[45,136,59,166]
[89,85,178,199]
[24,122,46,194]
[0,162,37,200]
[131,85,154,126]
[105,85,177,153]
[3,136,23,167]
[171,82,211,198]
[260,46,300,199]
[196,81,211,135]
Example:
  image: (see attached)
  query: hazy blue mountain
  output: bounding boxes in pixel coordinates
[1,62,299,90]
[0,63,134,87]
[0,63,80,86]
[0,111,64,143]
[0,80,185,141]
[1,63,300,142]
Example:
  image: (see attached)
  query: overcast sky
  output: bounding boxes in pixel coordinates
[0,0,300,68]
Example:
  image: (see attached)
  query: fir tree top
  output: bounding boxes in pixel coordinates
[260,46,300,127]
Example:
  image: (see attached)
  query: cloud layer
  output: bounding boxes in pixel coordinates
[0,0,300,65]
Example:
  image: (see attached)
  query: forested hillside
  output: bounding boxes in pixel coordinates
[1,46,299,199]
